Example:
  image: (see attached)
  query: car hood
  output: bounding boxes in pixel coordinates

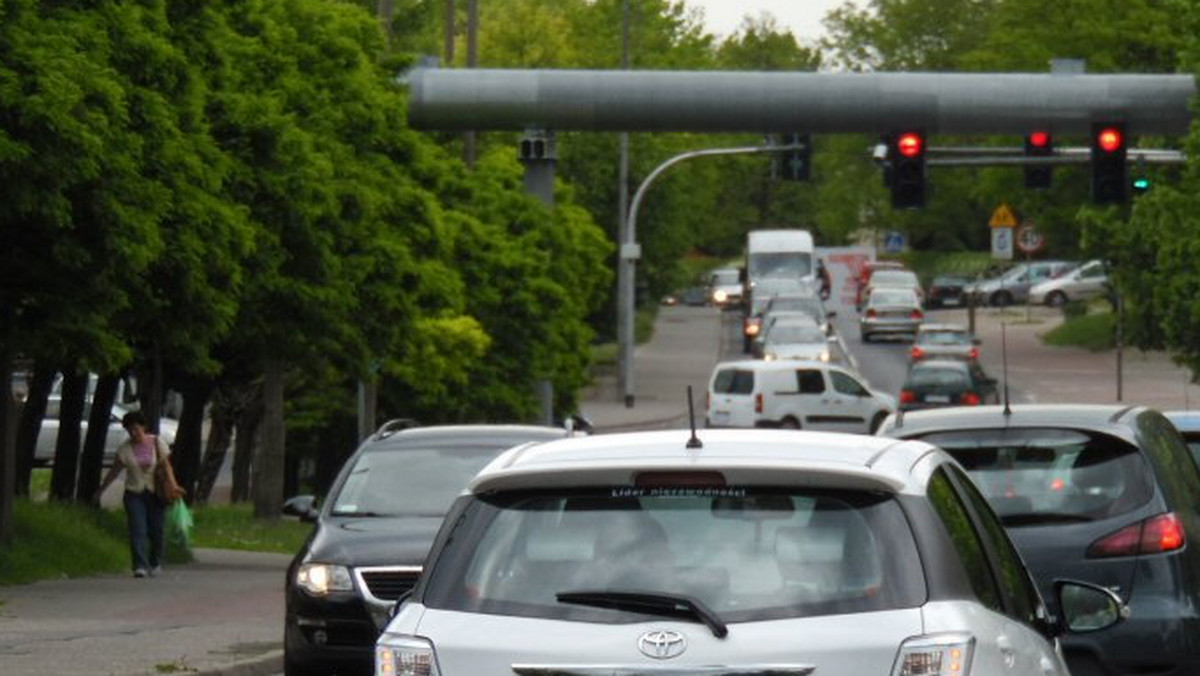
[303,515,445,568]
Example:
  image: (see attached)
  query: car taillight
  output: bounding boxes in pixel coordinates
[1087,512,1186,558]
[900,390,916,404]
[968,347,979,360]
[960,392,981,406]
[910,309,924,320]
[744,319,761,337]
[755,392,764,414]
[910,346,925,360]
[891,633,974,676]
[866,309,878,318]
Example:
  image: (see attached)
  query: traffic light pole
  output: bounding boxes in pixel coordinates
[618,142,807,407]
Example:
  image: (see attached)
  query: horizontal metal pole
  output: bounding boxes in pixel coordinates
[407,68,1195,136]
[924,147,1185,166]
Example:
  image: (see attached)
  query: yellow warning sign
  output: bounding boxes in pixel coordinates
[989,204,1019,228]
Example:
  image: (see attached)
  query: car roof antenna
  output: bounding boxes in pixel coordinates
[686,386,703,449]
[1002,322,1012,417]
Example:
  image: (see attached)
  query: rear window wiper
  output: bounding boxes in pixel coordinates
[556,589,728,638]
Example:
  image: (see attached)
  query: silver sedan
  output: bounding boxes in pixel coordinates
[860,286,924,342]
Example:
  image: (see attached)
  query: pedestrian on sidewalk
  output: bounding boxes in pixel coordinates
[94,411,177,578]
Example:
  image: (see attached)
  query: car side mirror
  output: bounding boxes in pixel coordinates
[1054,579,1128,634]
[283,495,320,523]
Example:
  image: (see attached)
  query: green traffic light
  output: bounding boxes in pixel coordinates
[1133,177,1151,191]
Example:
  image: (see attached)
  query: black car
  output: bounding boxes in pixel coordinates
[880,404,1200,676]
[899,358,998,410]
[281,422,574,676]
[926,273,971,308]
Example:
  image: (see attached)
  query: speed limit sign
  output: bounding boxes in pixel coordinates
[1016,224,1045,254]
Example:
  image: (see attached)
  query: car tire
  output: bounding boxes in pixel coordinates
[870,412,889,434]
[990,290,1014,307]
[1046,290,1068,307]
[779,416,801,429]
[284,654,321,676]
[861,331,872,343]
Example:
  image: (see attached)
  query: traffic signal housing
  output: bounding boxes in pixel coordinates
[1024,131,1053,189]
[1091,123,1127,204]
[780,133,811,181]
[888,130,926,208]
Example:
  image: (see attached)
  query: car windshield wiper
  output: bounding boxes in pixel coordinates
[1001,512,1094,526]
[556,589,728,638]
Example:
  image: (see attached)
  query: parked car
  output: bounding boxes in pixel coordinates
[707,267,744,308]
[909,322,980,362]
[1164,410,1200,468]
[35,400,177,467]
[759,317,838,363]
[926,273,972,308]
[1028,259,1109,307]
[879,404,1200,676]
[859,286,923,342]
[966,260,1077,307]
[707,358,894,433]
[282,422,576,676]
[376,428,1124,676]
[899,359,998,410]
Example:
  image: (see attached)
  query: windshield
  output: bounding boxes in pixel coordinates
[918,428,1154,525]
[330,444,520,516]
[710,269,739,286]
[422,488,925,623]
[748,252,813,281]
[767,324,825,345]
[712,368,754,395]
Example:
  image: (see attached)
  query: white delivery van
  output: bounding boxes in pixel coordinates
[745,229,816,291]
[707,359,895,434]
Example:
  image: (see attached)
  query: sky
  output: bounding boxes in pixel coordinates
[682,0,846,43]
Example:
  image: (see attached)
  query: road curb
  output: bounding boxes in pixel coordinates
[133,651,283,676]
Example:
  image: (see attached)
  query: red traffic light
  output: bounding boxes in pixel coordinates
[1096,127,1124,153]
[897,132,924,158]
[1028,131,1051,148]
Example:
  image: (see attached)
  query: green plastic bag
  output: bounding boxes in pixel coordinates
[167,499,194,551]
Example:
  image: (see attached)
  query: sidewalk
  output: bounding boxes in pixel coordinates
[4,302,1198,676]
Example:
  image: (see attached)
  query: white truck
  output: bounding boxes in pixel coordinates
[742,229,817,351]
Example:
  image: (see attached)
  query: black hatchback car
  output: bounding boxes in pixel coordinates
[899,359,998,410]
[880,404,1200,676]
[281,422,574,676]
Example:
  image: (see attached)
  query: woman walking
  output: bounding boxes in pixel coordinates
[95,410,178,577]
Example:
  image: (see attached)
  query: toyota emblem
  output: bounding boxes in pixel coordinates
[638,629,687,659]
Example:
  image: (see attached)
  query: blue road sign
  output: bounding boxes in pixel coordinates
[884,231,906,253]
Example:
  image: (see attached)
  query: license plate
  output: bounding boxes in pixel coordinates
[941,297,960,306]
[926,394,951,403]
[711,411,731,425]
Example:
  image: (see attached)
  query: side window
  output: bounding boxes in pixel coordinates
[948,466,1043,627]
[797,370,825,394]
[830,371,868,397]
[1138,412,1200,508]
[926,468,1003,613]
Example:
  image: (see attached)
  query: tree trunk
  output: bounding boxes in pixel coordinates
[253,357,286,520]
[49,370,87,502]
[76,374,119,503]
[231,390,263,503]
[15,367,54,496]
[0,345,14,547]
[173,379,212,502]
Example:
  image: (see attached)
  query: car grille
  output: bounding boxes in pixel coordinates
[356,566,422,603]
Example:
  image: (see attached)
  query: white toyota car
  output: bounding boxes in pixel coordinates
[375,429,1125,676]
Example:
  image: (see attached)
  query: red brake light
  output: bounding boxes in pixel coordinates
[866,309,878,319]
[1029,131,1051,148]
[900,390,916,404]
[960,392,981,406]
[910,309,924,320]
[1087,512,1186,558]
[910,346,925,360]
[1097,127,1124,153]
[755,392,764,414]
[968,347,979,360]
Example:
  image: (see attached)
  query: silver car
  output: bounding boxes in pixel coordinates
[761,317,841,363]
[967,261,1076,307]
[859,286,923,342]
[376,429,1124,676]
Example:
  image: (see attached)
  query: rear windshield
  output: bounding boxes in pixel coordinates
[767,324,825,345]
[906,367,968,389]
[421,488,925,623]
[871,270,917,286]
[918,331,971,346]
[917,428,1154,526]
[869,289,917,306]
[712,369,754,395]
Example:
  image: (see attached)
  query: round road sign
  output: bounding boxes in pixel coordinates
[1016,224,1045,254]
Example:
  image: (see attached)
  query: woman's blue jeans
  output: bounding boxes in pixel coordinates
[123,490,165,571]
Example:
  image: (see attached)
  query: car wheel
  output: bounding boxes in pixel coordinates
[284,654,321,676]
[1046,290,1068,307]
[870,412,889,434]
[779,416,801,430]
[861,331,872,343]
[990,290,1014,307]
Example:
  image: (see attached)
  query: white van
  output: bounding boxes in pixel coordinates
[707,359,895,434]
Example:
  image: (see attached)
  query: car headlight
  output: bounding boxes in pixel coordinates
[819,350,831,362]
[713,289,728,303]
[377,635,440,676]
[891,633,974,676]
[763,352,776,361]
[296,563,354,595]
